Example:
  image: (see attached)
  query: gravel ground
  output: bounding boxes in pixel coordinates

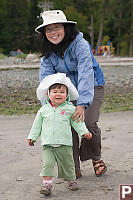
[0,64,133,93]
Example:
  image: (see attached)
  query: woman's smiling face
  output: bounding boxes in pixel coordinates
[45,23,65,44]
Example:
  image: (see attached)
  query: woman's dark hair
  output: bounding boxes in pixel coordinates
[40,23,79,58]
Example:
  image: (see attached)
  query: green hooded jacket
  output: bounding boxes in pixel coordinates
[28,99,88,146]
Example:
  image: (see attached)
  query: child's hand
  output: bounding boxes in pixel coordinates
[28,139,34,146]
[83,132,92,140]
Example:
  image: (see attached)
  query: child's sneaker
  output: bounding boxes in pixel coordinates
[40,184,52,195]
[67,180,78,191]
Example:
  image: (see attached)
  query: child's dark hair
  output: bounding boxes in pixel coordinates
[40,23,79,58]
[49,83,68,95]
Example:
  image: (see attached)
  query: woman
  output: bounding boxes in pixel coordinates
[35,10,107,178]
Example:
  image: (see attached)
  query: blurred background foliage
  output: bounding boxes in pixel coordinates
[0,0,133,56]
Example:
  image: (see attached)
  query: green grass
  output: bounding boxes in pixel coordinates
[0,53,8,59]
[0,89,133,115]
[15,53,27,59]
[101,92,133,113]
[0,88,41,115]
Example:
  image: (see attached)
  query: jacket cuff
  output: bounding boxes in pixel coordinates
[76,103,89,109]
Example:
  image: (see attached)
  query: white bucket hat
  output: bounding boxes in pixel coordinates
[36,73,79,101]
[35,10,77,33]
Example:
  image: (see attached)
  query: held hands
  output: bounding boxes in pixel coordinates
[83,132,92,140]
[72,105,85,122]
[28,139,34,146]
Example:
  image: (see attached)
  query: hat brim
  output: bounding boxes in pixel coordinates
[35,21,77,33]
[36,73,79,101]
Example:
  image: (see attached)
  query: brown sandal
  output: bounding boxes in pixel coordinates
[92,160,107,177]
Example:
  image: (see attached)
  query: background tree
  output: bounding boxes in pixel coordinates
[52,0,74,10]
[3,0,30,53]
[0,0,40,54]
[73,0,94,47]
[64,6,90,38]
[129,0,133,56]
[27,0,41,52]
[0,0,8,53]
[96,0,109,47]
[0,0,133,56]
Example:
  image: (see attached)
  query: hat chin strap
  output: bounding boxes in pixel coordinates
[47,90,51,100]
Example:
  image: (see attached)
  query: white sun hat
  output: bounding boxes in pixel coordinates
[36,73,79,101]
[35,10,77,33]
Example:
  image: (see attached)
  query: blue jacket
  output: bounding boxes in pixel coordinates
[39,32,105,107]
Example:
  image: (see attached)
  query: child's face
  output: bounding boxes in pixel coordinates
[45,23,65,44]
[49,85,67,107]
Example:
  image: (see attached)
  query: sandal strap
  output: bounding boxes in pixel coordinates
[92,160,107,176]
[41,184,52,191]
[93,160,105,167]
[68,181,77,186]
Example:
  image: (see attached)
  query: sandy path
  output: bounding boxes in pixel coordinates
[0,111,133,200]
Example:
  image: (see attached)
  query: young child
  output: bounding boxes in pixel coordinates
[28,73,92,196]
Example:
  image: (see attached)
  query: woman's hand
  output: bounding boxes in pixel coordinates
[72,105,85,122]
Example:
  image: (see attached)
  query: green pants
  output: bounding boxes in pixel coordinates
[40,145,76,181]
